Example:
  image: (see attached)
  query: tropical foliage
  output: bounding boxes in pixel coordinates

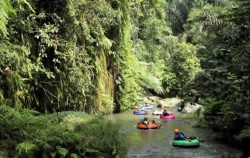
[183,0,250,156]
[0,0,144,114]
[0,104,126,158]
[0,0,249,156]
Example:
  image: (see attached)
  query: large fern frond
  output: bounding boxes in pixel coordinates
[0,0,15,38]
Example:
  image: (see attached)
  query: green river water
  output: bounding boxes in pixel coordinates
[106,107,242,158]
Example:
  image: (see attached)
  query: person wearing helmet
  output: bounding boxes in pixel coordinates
[134,105,139,112]
[144,100,152,108]
[174,129,188,140]
[174,129,203,141]
[139,115,149,126]
[143,115,149,125]
[178,100,186,112]
[162,108,169,116]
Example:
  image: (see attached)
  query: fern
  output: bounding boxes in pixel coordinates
[199,97,224,116]
[55,146,68,158]
[0,0,15,38]
[16,142,36,155]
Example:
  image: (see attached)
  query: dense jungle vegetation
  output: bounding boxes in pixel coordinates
[0,0,249,157]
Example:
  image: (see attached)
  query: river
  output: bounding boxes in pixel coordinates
[106,107,242,158]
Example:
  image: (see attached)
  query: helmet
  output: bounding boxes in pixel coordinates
[174,129,180,134]
[144,116,148,120]
[134,106,138,109]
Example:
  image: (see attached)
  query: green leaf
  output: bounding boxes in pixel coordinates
[16,142,36,154]
[56,146,68,157]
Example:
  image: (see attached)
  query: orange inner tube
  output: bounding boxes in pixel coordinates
[137,122,159,129]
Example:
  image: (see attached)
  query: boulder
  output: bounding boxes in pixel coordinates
[165,98,182,107]
[182,103,204,113]
[158,100,175,108]
[148,96,160,102]
[141,97,157,106]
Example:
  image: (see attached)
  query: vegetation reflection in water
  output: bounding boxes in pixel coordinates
[106,109,242,158]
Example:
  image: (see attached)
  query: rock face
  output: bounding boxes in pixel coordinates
[158,100,169,107]
[139,96,204,113]
[142,97,181,108]
[158,99,178,108]
[141,97,158,106]
[148,96,159,102]
[165,98,181,107]
[181,102,204,113]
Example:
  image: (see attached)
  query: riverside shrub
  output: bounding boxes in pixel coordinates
[0,104,127,158]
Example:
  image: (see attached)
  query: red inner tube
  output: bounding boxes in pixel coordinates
[160,114,175,119]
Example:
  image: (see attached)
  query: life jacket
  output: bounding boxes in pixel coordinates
[139,119,144,123]
[175,133,186,140]
[163,111,169,116]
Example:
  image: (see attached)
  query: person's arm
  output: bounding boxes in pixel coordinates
[146,121,150,129]
[182,133,192,141]
[180,133,187,140]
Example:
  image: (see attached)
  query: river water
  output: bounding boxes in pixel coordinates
[106,108,242,158]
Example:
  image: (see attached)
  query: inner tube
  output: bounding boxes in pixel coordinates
[133,110,148,115]
[160,114,175,119]
[140,104,153,109]
[137,122,160,129]
[172,139,200,147]
[152,110,163,115]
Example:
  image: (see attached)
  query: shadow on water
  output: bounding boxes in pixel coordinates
[106,108,242,158]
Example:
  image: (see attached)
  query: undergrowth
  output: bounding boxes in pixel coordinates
[0,104,127,158]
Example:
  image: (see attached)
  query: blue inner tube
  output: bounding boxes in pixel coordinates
[133,110,147,115]
[139,104,153,109]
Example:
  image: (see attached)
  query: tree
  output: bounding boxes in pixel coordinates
[168,43,200,96]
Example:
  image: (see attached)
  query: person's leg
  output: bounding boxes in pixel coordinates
[187,136,196,139]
